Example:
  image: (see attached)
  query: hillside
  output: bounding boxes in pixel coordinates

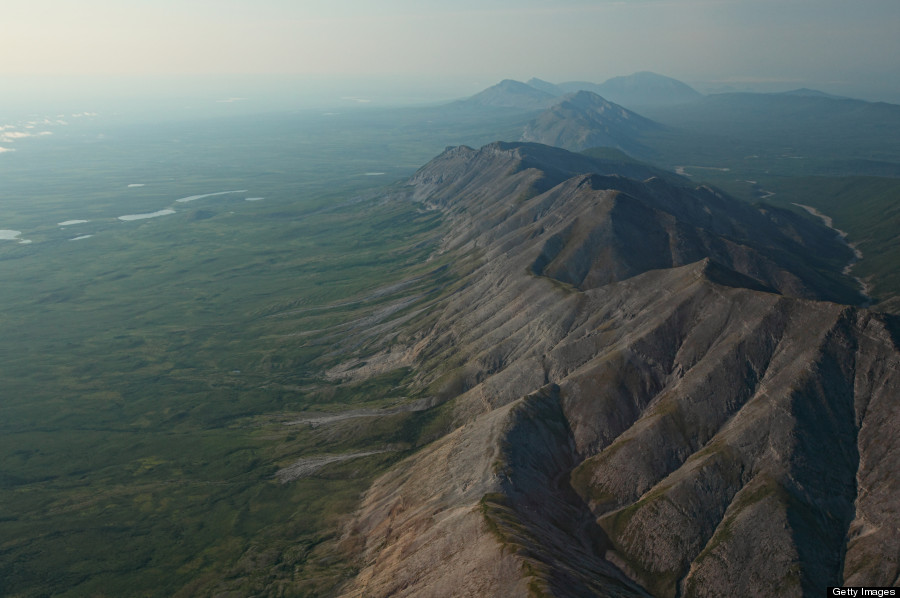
[333,142,900,597]
[638,92,900,176]
[521,91,661,154]
[586,71,703,107]
[455,79,558,111]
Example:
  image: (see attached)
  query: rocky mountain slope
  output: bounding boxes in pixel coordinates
[521,91,660,154]
[335,142,900,597]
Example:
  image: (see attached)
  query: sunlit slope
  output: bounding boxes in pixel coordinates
[335,142,900,597]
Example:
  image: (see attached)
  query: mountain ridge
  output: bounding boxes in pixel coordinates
[334,141,900,596]
[525,72,704,108]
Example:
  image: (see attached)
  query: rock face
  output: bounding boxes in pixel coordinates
[521,92,660,154]
[338,142,900,597]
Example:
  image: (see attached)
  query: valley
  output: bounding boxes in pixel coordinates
[2,73,900,597]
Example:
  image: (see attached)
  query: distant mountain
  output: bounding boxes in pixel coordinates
[639,91,900,171]
[521,90,661,154]
[338,141,897,597]
[456,79,558,110]
[780,87,848,100]
[525,77,564,97]
[555,80,607,96]
[459,73,702,113]
[593,71,703,107]
[548,72,703,108]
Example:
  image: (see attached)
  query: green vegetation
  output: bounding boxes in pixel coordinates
[0,107,523,597]
[627,96,900,314]
[478,493,553,596]
[3,87,899,596]
[766,176,900,311]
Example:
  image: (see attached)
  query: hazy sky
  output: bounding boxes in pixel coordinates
[3,0,900,103]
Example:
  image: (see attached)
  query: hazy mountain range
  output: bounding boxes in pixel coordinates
[528,71,704,108]
[461,72,703,111]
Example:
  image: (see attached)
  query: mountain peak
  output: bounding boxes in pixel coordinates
[594,71,703,107]
[521,91,660,154]
[526,77,564,96]
[458,79,557,110]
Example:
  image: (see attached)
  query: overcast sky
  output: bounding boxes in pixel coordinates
[3,0,900,104]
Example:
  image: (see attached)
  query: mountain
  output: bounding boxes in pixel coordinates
[638,91,900,174]
[780,87,848,100]
[556,72,703,108]
[556,80,607,96]
[335,142,899,597]
[526,77,565,97]
[521,90,661,154]
[456,79,559,110]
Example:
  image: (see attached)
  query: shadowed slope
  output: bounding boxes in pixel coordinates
[337,142,900,597]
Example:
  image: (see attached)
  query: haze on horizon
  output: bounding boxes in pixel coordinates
[3,0,900,111]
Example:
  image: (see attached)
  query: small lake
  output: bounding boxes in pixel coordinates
[118,209,176,221]
[176,190,247,203]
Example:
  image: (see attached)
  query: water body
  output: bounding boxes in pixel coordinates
[793,203,872,305]
[118,209,176,221]
[175,190,247,203]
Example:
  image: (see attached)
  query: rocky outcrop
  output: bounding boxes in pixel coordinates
[337,142,900,597]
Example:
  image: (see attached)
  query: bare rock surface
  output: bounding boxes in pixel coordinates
[336,142,900,597]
